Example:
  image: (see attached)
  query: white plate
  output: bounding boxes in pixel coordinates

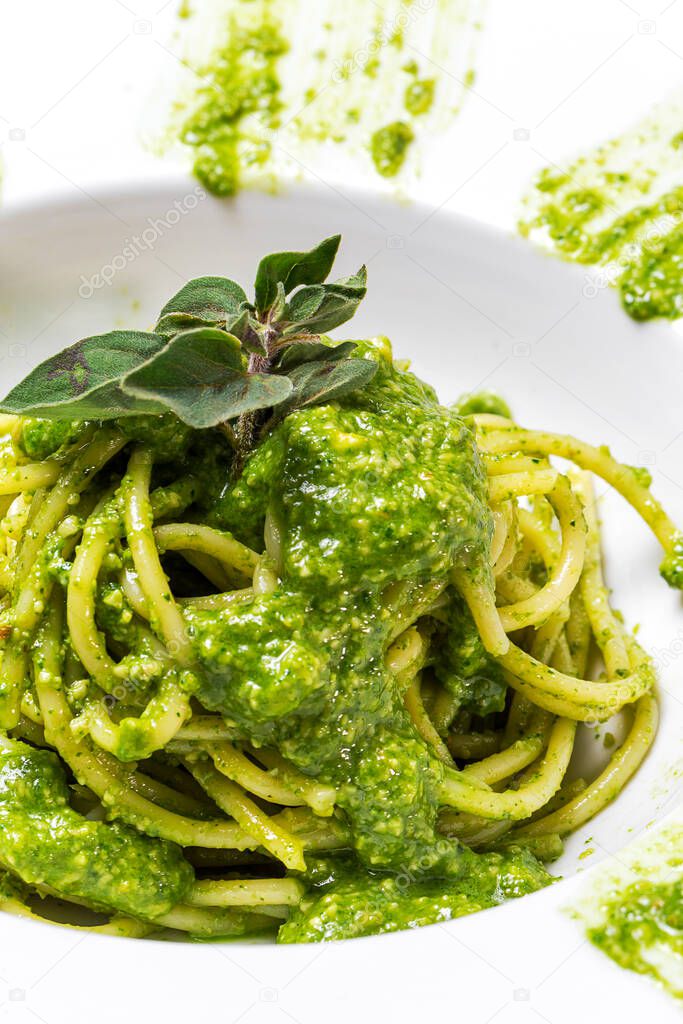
[0,181,681,1023]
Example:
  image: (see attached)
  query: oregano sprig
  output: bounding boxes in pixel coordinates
[0,235,376,464]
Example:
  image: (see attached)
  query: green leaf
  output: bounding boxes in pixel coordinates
[157,277,249,327]
[283,356,378,413]
[254,235,341,314]
[275,339,358,372]
[282,267,367,336]
[270,281,288,323]
[123,327,291,429]
[155,311,208,338]
[226,309,253,343]
[0,236,371,449]
[0,330,169,420]
[156,307,256,343]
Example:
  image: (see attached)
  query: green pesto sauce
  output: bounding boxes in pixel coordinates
[0,739,193,919]
[370,121,415,178]
[404,78,436,117]
[0,868,26,904]
[523,172,683,321]
[185,338,547,904]
[19,419,82,461]
[454,390,512,420]
[118,413,194,460]
[659,532,683,589]
[279,847,552,942]
[580,823,683,1001]
[432,591,507,717]
[588,876,683,999]
[18,415,194,471]
[519,104,683,323]
[180,15,288,196]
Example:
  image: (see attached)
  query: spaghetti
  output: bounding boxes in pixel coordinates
[0,341,679,943]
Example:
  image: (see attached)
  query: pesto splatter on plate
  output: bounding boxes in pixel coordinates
[577,821,683,1001]
[520,96,683,321]
[163,0,484,194]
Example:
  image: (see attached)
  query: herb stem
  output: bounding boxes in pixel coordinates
[232,352,272,476]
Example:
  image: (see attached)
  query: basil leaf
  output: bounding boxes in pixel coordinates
[283,356,377,413]
[156,307,256,344]
[0,330,169,420]
[281,267,367,336]
[0,236,371,458]
[227,309,253,343]
[123,327,291,429]
[254,235,341,314]
[275,339,358,372]
[155,311,210,338]
[270,280,288,323]
[157,277,249,326]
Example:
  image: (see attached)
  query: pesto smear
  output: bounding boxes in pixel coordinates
[579,822,683,1001]
[0,737,192,918]
[167,0,483,192]
[280,848,550,942]
[520,98,683,321]
[197,338,495,876]
[189,336,552,933]
[179,12,288,197]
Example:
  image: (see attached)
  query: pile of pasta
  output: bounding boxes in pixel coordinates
[0,408,677,939]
